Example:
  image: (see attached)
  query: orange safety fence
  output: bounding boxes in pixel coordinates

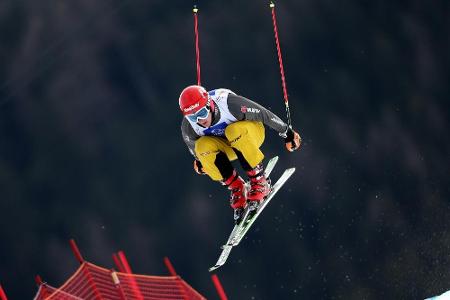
[33,262,206,300]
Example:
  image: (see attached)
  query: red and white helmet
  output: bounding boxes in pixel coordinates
[179,85,213,116]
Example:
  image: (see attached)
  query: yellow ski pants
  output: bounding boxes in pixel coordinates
[194,121,265,181]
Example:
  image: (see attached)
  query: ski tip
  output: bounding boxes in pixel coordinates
[209,265,220,272]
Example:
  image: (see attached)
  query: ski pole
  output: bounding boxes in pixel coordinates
[193,5,201,85]
[270,1,292,129]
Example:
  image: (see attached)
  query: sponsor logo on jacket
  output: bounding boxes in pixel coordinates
[240,106,260,114]
[204,122,228,137]
[271,117,285,126]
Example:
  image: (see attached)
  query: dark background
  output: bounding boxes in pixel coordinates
[1,0,449,299]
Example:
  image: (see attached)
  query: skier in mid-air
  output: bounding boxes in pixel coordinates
[179,85,301,223]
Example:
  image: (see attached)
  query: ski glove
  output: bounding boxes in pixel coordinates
[193,159,206,175]
[283,127,302,152]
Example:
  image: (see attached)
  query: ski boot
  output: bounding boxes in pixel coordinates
[222,170,247,224]
[246,163,271,215]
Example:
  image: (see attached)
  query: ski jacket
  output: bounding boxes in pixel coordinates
[181,88,288,157]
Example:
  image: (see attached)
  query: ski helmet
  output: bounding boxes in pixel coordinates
[179,85,213,116]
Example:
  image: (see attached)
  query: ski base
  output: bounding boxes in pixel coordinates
[230,167,295,246]
[209,157,295,272]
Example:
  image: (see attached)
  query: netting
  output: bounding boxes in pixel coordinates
[33,262,206,300]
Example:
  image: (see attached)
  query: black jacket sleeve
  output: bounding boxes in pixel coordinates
[181,118,200,157]
[227,94,288,134]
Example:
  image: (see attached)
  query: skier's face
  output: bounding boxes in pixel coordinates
[197,108,212,127]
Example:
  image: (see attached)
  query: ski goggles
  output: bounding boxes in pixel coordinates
[186,106,210,123]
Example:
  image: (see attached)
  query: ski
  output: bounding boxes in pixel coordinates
[208,156,279,272]
[263,156,279,179]
[209,245,233,272]
[230,167,296,246]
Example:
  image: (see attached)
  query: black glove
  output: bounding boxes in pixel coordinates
[193,159,206,175]
[283,127,302,152]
